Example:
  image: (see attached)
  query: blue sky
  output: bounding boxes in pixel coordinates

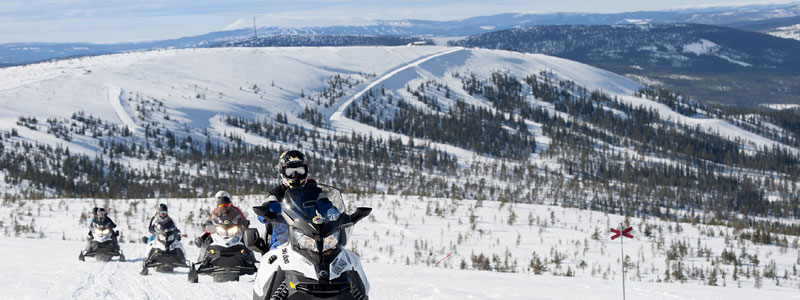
[0,0,797,43]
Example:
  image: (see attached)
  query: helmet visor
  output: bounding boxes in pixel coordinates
[158,211,168,217]
[283,166,306,177]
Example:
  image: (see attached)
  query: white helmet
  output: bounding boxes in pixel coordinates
[215,190,231,206]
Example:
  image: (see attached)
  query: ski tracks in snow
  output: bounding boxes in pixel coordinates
[329,47,463,122]
[106,85,139,131]
[68,243,254,300]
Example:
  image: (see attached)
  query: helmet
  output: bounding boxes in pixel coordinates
[157,203,168,217]
[97,208,106,217]
[92,207,98,216]
[215,191,232,207]
[279,150,308,188]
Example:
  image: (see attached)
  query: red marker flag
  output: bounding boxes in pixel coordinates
[610,226,634,240]
[622,227,633,239]
[610,228,621,240]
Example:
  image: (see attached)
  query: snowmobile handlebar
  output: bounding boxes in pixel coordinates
[252,205,371,227]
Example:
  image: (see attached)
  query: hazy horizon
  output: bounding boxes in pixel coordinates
[0,0,797,44]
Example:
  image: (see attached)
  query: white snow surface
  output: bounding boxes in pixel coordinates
[768,23,800,41]
[1,196,799,299]
[683,39,719,56]
[682,39,752,67]
[106,85,139,131]
[763,103,800,110]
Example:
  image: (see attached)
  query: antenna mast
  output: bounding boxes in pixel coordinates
[253,17,258,40]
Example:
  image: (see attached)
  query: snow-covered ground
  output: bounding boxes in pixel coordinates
[1,195,798,299]
[1,237,794,300]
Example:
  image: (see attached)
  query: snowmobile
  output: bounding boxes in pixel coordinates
[245,184,371,300]
[188,215,258,283]
[79,224,125,262]
[140,223,189,275]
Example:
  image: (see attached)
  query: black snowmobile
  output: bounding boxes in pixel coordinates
[140,223,189,275]
[245,184,371,300]
[188,215,258,283]
[79,224,125,262]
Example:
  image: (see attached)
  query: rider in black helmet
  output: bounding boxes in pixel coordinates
[147,203,179,243]
[258,150,340,250]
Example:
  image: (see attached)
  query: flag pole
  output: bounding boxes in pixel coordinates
[620,222,626,300]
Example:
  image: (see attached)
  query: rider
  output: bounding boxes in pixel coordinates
[86,208,118,250]
[147,203,178,243]
[194,191,249,247]
[259,150,340,250]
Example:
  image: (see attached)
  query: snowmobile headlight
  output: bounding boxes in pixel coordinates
[158,234,167,241]
[322,230,340,252]
[227,226,239,236]
[94,228,104,236]
[293,229,317,252]
[216,225,227,236]
[100,229,110,235]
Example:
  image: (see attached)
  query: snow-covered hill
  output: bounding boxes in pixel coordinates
[0,46,789,154]
[0,45,638,164]
[0,45,797,206]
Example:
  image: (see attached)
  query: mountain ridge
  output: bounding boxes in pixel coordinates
[450,23,800,106]
[3,3,800,66]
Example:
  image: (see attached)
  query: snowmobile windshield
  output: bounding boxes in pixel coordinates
[156,226,178,241]
[319,184,346,214]
[280,184,354,255]
[281,184,345,223]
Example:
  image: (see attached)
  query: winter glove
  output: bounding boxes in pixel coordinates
[326,208,341,221]
[257,216,267,224]
[194,236,204,247]
[268,201,281,213]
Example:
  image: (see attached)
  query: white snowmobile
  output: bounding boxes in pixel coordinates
[188,215,258,283]
[245,185,371,300]
[79,224,125,262]
[140,222,189,275]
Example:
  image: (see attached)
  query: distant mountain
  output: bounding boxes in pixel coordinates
[722,15,800,32]
[0,29,253,67]
[215,35,433,48]
[450,24,800,106]
[2,3,800,66]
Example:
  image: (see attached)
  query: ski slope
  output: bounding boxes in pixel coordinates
[329,47,464,121]
[106,85,139,131]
